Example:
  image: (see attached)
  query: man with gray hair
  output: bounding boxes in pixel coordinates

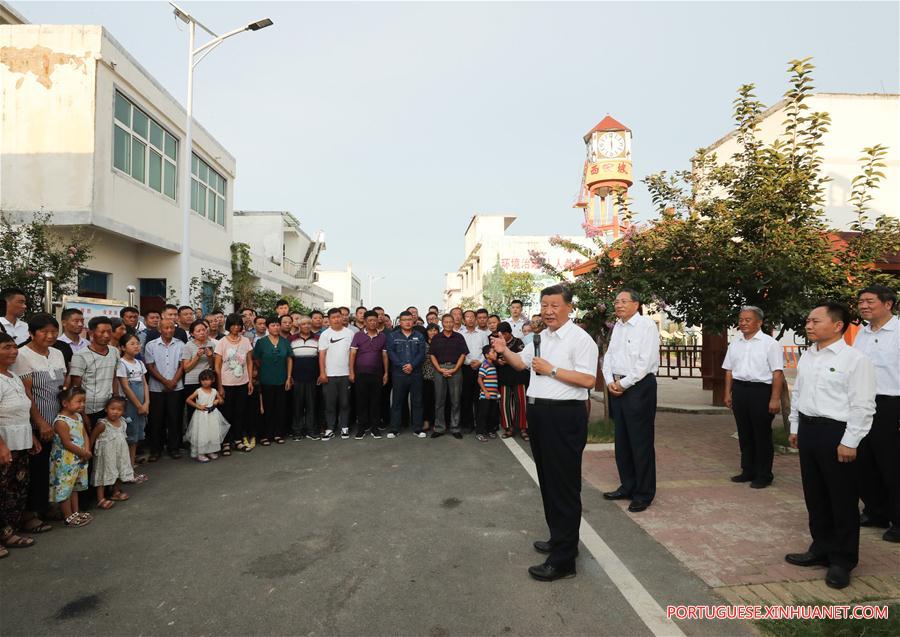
[722,306,785,488]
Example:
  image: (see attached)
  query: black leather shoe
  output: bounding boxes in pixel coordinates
[603,489,631,500]
[452,432,463,439]
[883,527,900,543]
[825,565,850,589]
[750,480,772,489]
[533,540,552,554]
[860,513,890,528]
[730,474,754,483]
[785,551,829,567]
[528,562,576,582]
[627,501,650,513]
[430,432,444,439]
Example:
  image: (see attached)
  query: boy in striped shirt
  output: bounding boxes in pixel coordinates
[476,344,501,441]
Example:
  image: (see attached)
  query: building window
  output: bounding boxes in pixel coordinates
[78,269,109,299]
[113,91,178,201]
[191,153,226,226]
[139,278,167,315]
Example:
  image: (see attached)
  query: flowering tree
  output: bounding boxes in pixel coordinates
[0,211,93,313]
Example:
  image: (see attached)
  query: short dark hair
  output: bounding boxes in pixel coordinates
[105,395,127,410]
[0,332,15,347]
[428,305,439,312]
[109,317,123,330]
[88,316,112,331]
[310,310,324,319]
[441,313,453,322]
[364,310,378,319]
[617,288,642,304]
[198,368,217,383]
[372,306,384,313]
[254,315,267,325]
[120,306,139,317]
[339,306,350,313]
[398,311,413,319]
[463,309,475,318]
[1,287,26,301]
[27,312,59,334]
[510,300,523,307]
[265,315,281,327]
[189,319,208,334]
[240,307,255,315]
[540,284,573,303]
[488,314,500,321]
[816,301,851,334]
[407,306,418,312]
[858,285,896,311]
[275,299,289,308]
[450,307,462,313]
[58,386,86,406]
[177,305,193,314]
[280,314,293,324]
[164,304,178,312]
[482,344,494,357]
[327,308,341,318]
[209,308,224,316]
[61,308,83,321]
[497,321,512,334]
[475,308,488,316]
[356,306,367,313]
[120,333,141,350]
[225,313,243,331]
[146,309,161,318]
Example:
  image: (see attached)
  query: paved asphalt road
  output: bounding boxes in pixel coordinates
[4,433,751,636]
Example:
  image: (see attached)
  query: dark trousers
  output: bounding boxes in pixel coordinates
[381,378,392,428]
[260,384,288,440]
[731,381,775,482]
[423,379,435,426]
[798,414,860,570]
[323,376,351,431]
[292,381,317,436]
[149,390,184,455]
[858,395,900,526]
[391,371,423,433]
[315,384,326,432]
[220,384,248,443]
[609,375,657,504]
[355,373,383,434]
[26,442,50,514]
[460,365,479,429]
[528,401,588,569]
[0,450,29,532]
[476,398,500,434]
[284,388,294,437]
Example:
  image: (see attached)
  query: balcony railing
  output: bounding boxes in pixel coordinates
[283,256,311,280]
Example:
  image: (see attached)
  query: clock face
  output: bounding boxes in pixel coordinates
[597,132,625,158]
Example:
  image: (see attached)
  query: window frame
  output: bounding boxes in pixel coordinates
[190,152,227,228]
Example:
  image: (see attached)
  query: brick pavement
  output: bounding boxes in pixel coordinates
[581,411,900,602]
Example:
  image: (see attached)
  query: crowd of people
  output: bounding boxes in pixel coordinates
[0,288,543,558]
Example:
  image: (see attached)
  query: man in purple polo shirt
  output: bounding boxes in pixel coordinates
[350,310,389,439]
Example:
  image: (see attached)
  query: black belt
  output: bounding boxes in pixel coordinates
[733,379,771,386]
[799,413,846,426]
[527,397,584,407]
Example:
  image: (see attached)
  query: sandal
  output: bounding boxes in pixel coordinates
[475,434,489,442]
[501,430,512,439]
[21,519,53,534]
[1,533,35,548]
[274,437,285,445]
[521,431,530,441]
[260,439,271,447]
[64,513,90,528]
[133,474,148,484]
[0,545,8,559]
[97,498,115,510]
[234,441,246,452]
[109,492,129,502]
[77,511,93,521]
[221,444,232,457]
[196,455,210,463]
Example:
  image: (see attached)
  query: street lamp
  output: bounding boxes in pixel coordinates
[367,274,385,307]
[169,2,273,306]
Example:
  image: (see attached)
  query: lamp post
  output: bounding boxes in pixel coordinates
[169,2,273,306]
[367,274,384,307]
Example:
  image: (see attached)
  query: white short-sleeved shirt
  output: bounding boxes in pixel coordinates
[318,327,352,377]
[0,372,33,450]
[520,320,599,400]
[69,346,120,414]
[461,328,490,364]
[853,316,900,396]
[0,317,29,346]
[143,337,184,392]
[117,358,147,383]
[722,330,784,383]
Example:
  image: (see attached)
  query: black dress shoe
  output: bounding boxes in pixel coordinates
[750,480,772,489]
[430,431,444,439]
[528,562,576,582]
[628,501,650,513]
[825,565,850,589]
[452,432,463,439]
[785,551,829,567]
[533,540,552,554]
[860,513,890,528]
[603,489,631,500]
[169,452,182,460]
[730,474,754,483]
[883,527,900,543]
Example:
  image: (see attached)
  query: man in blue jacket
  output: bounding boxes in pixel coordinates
[386,311,427,438]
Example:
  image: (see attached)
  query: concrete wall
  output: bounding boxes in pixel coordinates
[318,265,360,310]
[708,93,899,230]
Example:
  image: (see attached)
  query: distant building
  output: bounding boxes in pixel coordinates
[1,20,234,312]
[442,215,594,311]
[706,93,899,229]
[317,264,362,310]
[232,211,332,309]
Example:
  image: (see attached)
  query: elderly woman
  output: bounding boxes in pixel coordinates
[0,332,42,558]
[11,314,66,533]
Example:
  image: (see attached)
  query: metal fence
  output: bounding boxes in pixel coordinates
[656,343,809,378]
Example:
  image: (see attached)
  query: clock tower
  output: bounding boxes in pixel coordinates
[574,115,633,240]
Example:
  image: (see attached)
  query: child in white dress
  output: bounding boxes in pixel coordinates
[185,369,230,463]
[91,396,134,509]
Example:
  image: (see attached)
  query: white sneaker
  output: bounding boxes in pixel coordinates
[386,432,396,439]
[322,430,334,440]
[415,432,427,438]
[340,428,350,439]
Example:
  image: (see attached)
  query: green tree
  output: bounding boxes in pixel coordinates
[230,242,255,310]
[481,260,536,316]
[189,268,233,313]
[0,211,92,313]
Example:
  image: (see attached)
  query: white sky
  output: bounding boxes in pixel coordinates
[12,1,900,314]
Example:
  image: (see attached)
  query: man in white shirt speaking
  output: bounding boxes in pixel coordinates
[601,289,660,513]
[722,306,784,489]
[786,302,876,590]
[853,285,900,543]
[491,284,599,582]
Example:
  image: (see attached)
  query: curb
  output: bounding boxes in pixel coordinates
[589,391,731,415]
